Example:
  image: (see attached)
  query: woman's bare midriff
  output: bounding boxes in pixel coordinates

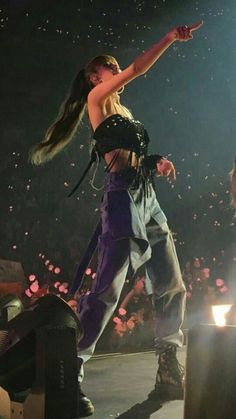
[104,148,140,172]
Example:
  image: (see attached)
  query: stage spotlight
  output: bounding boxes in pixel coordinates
[0,294,83,419]
[211,304,232,326]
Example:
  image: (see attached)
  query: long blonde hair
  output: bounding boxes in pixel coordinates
[29,69,91,165]
[29,55,132,165]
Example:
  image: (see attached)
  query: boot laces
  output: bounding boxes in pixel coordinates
[156,344,184,387]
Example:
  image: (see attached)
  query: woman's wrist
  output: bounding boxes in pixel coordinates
[143,154,164,170]
[166,30,178,42]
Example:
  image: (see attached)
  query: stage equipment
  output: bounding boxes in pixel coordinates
[211,304,232,326]
[0,259,27,298]
[184,323,236,419]
[0,294,83,419]
[0,294,23,330]
[0,259,27,286]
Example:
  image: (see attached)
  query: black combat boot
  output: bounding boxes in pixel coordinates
[148,342,184,401]
[76,357,95,418]
[76,382,95,418]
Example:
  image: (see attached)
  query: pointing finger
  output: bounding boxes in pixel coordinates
[189,20,204,32]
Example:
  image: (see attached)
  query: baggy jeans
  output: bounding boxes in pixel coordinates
[77,170,186,376]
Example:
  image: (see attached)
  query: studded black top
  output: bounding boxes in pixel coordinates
[68,114,163,196]
[93,114,149,158]
[93,113,163,173]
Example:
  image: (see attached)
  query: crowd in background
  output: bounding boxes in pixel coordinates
[0,160,235,352]
[4,251,231,354]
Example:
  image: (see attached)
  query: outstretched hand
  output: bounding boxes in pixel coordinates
[156,159,176,180]
[173,20,203,42]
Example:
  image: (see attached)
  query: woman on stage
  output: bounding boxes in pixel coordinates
[31,21,202,418]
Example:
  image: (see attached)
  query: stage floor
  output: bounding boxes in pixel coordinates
[82,347,186,419]
[0,347,186,419]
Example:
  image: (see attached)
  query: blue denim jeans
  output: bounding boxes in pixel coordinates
[77,170,186,373]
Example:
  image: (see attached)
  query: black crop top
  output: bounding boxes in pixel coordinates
[93,114,163,171]
[68,114,164,196]
[93,114,149,158]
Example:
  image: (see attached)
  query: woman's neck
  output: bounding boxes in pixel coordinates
[105,95,132,119]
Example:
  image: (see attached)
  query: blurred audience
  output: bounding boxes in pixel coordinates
[108,276,154,351]
[182,257,231,327]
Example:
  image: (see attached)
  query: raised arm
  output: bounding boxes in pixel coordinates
[88,21,203,105]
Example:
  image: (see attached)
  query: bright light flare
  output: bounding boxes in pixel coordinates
[212,304,232,327]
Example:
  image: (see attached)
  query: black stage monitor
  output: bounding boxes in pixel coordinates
[0,294,83,419]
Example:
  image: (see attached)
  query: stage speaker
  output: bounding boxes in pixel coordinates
[184,324,236,419]
[0,294,83,419]
[0,294,23,329]
[0,259,27,298]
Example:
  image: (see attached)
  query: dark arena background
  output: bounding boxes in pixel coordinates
[0,0,236,418]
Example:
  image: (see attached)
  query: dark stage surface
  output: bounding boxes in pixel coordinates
[0,348,185,419]
[82,348,185,419]
[84,348,186,419]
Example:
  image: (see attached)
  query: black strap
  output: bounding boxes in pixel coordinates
[104,149,121,172]
[68,148,98,197]
[70,221,102,294]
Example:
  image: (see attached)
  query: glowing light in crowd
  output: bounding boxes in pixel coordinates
[25,289,33,297]
[30,281,39,293]
[113,317,122,324]
[215,278,225,287]
[119,308,127,316]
